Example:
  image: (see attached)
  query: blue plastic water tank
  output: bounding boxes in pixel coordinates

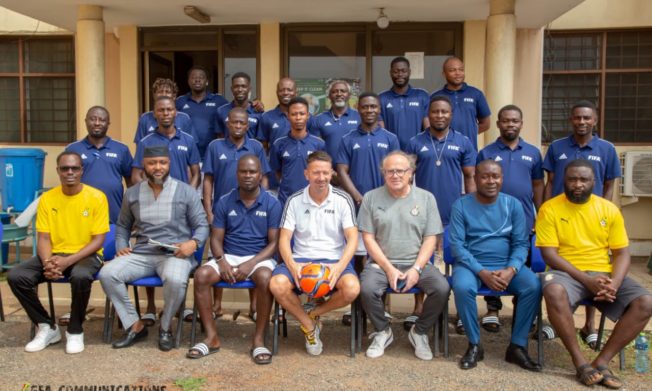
[0,148,47,212]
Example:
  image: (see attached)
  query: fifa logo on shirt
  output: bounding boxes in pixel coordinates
[255,211,267,217]
[177,145,188,151]
[206,102,216,107]
[348,120,358,124]
[464,98,474,103]
[408,102,420,107]
[447,145,460,151]
[106,152,118,158]
[521,155,533,162]
[323,209,335,214]
[588,155,602,162]
[377,143,389,149]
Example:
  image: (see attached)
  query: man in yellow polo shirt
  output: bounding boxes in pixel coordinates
[8,151,109,354]
[537,159,652,389]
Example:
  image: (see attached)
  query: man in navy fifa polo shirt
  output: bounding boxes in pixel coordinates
[379,56,430,150]
[542,100,621,346]
[189,155,281,364]
[476,105,544,333]
[134,78,196,144]
[66,106,132,224]
[309,80,361,171]
[133,96,201,187]
[406,95,476,331]
[215,72,263,139]
[431,57,491,151]
[269,97,325,205]
[257,77,297,147]
[176,66,228,159]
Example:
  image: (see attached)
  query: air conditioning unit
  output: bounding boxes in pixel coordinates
[621,151,652,197]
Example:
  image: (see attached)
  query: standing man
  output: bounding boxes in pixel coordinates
[132,96,201,187]
[215,72,262,139]
[134,78,195,144]
[189,156,281,364]
[257,77,298,147]
[538,159,652,388]
[542,100,621,348]
[8,151,109,354]
[431,56,491,151]
[100,146,209,352]
[475,104,544,333]
[309,80,361,168]
[67,106,133,224]
[450,160,541,371]
[202,107,270,319]
[379,57,430,150]
[359,151,450,360]
[269,97,326,205]
[269,151,359,356]
[405,95,476,331]
[176,66,228,159]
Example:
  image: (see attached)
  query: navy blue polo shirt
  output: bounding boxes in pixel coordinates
[269,133,326,204]
[543,135,621,197]
[176,92,228,158]
[406,129,476,225]
[215,102,261,139]
[308,108,361,163]
[213,187,282,256]
[133,111,196,144]
[335,126,400,196]
[256,106,292,145]
[478,138,544,231]
[202,136,271,209]
[133,129,201,184]
[379,85,430,150]
[431,83,491,151]
[66,137,133,223]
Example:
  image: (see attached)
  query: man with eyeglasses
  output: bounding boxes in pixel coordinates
[8,151,109,354]
[358,150,449,360]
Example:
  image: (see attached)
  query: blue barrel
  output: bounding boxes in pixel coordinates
[0,148,47,212]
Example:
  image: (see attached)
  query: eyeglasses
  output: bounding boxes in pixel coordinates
[58,166,82,172]
[383,168,410,177]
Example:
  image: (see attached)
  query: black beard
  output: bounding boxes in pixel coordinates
[564,187,592,204]
[146,171,169,185]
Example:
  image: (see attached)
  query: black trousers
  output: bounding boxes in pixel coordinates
[8,254,102,334]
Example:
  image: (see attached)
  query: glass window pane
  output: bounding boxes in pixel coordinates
[0,77,21,142]
[24,38,74,73]
[223,31,258,101]
[606,31,652,69]
[544,33,601,71]
[542,74,600,143]
[25,77,76,143]
[0,39,19,73]
[288,31,366,114]
[604,72,652,143]
[371,29,456,92]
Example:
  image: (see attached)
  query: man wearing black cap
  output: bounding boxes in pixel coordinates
[100,146,209,351]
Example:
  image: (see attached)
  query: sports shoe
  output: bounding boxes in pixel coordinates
[65,331,84,354]
[366,327,394,358]
[300,322,323,356]
[25,323,61,352]
[408,325,433,360]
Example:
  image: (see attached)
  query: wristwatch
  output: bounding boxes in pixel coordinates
[192,238,201,249]
[412,265,423,275]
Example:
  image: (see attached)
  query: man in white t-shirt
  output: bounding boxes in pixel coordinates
[269,151,359,356]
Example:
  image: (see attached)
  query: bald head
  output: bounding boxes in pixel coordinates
[277,77,297,106]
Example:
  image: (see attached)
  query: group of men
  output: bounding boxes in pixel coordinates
[6,56,652,388]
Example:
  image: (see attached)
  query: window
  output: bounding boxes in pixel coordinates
[542,30,652,144]
[0,36,76,143]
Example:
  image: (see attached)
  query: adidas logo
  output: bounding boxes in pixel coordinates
[228,210,238,217]
[386,103,393,108]
[219,154,227,160]
[559,153,567,160]
[148,126,155,132]
[272,123,280,129]
[352,143,360,150]
[325,121,332,126]
[81,153,87,159]
[420,146,429,152]
[304,209,310,215]
[282,151,291,157]
[183,104,190,110]
[495,156,503,162]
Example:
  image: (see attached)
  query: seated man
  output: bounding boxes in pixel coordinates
[188,155,281,364]
[8,151,109,354]
[450,159,541,371]
[358,151,450,360]
[269,151,359,356]
[100,146,208,351]
[538,159,652,389]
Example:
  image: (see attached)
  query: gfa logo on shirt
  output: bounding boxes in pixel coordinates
[82,208,89,217]
[600,218,607,227]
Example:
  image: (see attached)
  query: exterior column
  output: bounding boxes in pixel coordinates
[259,23,281,110]
[75,5,105,138]
[484,0,516,143]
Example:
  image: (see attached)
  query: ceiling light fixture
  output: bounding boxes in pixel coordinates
[376,8,390,29]
[184,6,211,24]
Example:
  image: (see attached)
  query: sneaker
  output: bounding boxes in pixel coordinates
[300,322,323,356]
[65,331,84,354]
[25,323,61,352]
[366,327,394,358]
[408,325,433,361]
